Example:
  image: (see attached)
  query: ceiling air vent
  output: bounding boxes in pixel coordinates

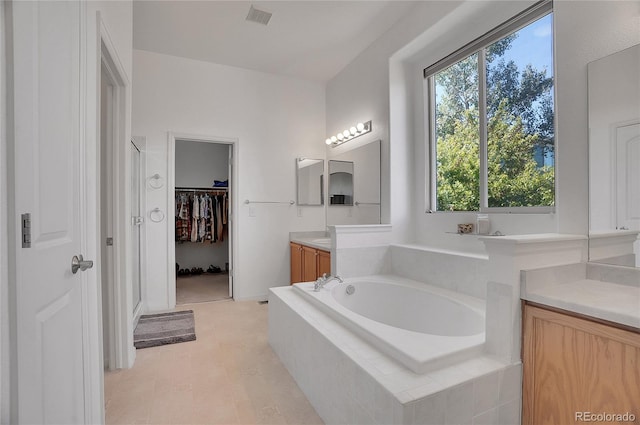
[246,5,272,26]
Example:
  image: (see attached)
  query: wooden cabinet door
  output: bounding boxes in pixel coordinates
[317,249,331,278]
[523,304,640,425]
[302,246,318,282]
[290,243,303,284]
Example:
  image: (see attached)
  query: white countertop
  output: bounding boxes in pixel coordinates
[289,232,331,251]
[522,277,640,329]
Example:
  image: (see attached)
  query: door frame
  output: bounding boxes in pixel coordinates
[167,133,238,307]
[0,1,9,421]
[131,136,147,324]
[97,13,134,370]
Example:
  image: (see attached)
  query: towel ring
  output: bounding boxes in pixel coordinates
[149,208,165,223]
[148,174,164,189]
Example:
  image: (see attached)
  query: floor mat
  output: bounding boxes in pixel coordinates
[133,310,196,349]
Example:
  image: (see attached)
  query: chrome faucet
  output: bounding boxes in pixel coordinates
[313,274,343,291]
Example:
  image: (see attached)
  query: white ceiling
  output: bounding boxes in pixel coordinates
[133,1,420,82]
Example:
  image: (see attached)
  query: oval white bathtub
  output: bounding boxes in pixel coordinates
[293,275,485,374]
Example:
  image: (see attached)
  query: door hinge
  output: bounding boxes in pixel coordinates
[21,213,31,248]
[106,237,114,246]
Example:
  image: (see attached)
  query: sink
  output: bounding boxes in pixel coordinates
[311,238,331,244]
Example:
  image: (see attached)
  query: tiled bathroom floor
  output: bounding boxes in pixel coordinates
[105,300,324,425]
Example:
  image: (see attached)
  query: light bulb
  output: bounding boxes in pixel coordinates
[350,127,357,135]
[337,133,344,141]
[357,122,365,132]
[343,130,350,138]
[331,136,337,143]
[325,138,332,145]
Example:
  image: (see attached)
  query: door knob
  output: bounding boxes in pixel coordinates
[71,255,94,274]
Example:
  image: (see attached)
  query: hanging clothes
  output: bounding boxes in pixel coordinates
[175,193,191,241]
[174,189,228,243]
[216,195,224,242]
[190,195,200,242]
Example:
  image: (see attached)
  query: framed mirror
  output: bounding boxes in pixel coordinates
[328,160,354,205]
[296,158,324,206]
[588,43,640,267]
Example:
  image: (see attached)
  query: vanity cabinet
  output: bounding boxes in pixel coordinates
[522,303,640,425]
[290,242,331,284]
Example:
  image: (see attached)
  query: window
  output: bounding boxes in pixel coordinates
[426,1,555,212]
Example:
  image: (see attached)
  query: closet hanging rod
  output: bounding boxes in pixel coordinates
[175,187,227,192]
[244,199,295,205]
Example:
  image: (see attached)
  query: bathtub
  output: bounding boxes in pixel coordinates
[293,275,485,374]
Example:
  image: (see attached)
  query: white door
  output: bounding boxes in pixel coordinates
[616,123,640,267]
[616,123,640,231]
[12,1,95,423]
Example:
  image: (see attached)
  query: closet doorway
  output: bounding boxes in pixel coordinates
[171,137,233,304]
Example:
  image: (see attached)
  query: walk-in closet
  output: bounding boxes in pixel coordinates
[174,140,231,304]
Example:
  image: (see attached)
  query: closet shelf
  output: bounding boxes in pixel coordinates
[175,187,227,192]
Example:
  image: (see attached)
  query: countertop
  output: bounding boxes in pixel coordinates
[289,231,332,251]
[521,263,640,329]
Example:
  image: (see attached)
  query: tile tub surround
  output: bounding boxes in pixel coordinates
[333,243,489,298]
[269,286,522,425]
[521,262,640,329]
[330,225,394,278]
[481,233,588,363]
[389,244,489,299]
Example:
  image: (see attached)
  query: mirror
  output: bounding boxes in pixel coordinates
[327,139,381,225]
[588,43,640,268]
[328,160,354,205]
[296,158,324,206]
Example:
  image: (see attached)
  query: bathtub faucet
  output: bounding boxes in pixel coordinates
[313,274,343,291]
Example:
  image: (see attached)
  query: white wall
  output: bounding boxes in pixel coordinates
[554,0,639,233]
[133,49,326,306]
[175,140,229,188]
[327,1,466,243]
[327,0,640,255]
[175,141,230,270]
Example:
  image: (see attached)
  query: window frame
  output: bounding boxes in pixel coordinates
[425,0,556,214]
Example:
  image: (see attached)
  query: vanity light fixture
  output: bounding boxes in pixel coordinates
[325,120,372,147]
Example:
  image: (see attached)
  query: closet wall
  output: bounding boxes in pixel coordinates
[175,140,229,270]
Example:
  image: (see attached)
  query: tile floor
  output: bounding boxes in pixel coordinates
[176,273,231,305]
[105,300,324,425]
